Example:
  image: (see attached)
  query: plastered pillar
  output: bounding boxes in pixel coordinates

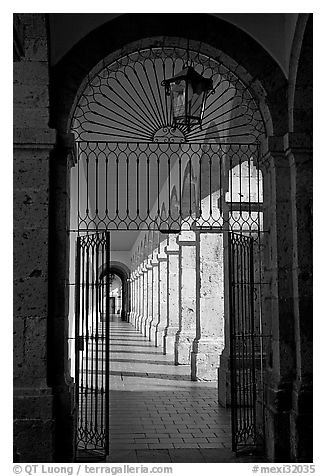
[175,231,197,364]
[163,235,180,355]
[135,268,143,332]
[145,262,153,338]
[156,246,168,349]
[130,271,137,326]
[150,254,160,344]
[141,264,148,336]
[191,232,224,381]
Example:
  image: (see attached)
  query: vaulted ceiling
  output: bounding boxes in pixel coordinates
[48,13,298,77]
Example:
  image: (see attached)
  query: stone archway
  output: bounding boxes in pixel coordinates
[47,13,303,462]
[98,261,131,321]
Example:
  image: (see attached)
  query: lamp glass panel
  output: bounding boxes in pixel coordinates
[171,80,186,118]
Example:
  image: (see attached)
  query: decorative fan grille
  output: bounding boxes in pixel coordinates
[72,47,265,144]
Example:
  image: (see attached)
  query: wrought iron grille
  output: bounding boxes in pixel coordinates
[71,46,265,144]
[72,141,262,232]
[75,232,110,458]
[228,231,263,453]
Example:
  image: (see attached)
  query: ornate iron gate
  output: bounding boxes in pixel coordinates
[228,231,259,453]
[75,232,110,459]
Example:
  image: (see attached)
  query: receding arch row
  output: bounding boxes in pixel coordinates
[98,260,131,320]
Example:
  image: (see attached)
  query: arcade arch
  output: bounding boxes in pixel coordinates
[46,13,311,463]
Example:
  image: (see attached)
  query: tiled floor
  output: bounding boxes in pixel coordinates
[77,315,265,462]
[107,316,234,460]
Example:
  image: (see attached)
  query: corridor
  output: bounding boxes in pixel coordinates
[106,315,246,463]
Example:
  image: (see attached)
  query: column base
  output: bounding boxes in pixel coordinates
[175,333,195,365]
[163,327,178,355]
[52,377,77,462]
[135,314,143,332]
[155,325,165,349]
[264,379,293,462]
[290,380,313,462]
[191,339,224,381]
[149,322,159,345]
[144,317,153,340]
[217,349,231,406]
[129,312,136,326]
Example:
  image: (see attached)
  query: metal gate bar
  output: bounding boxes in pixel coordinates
[74,141,262,233]
[229,231,257,453]
[75,232,110,458]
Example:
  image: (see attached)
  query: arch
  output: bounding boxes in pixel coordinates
[50,13,286,138]
[288,14,312,134]
[98,260,130,320]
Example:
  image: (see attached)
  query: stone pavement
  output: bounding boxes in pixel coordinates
[77,315,265,463]
[106,316,246,462]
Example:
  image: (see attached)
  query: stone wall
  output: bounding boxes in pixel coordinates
[13,14,56,462]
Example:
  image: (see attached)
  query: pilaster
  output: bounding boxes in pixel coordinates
[175,231,197,365]
[156,250,168,349]
[191,232,224,381]
[163,236,180,355]
[149,255,160,344]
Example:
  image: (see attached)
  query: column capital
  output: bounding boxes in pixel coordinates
[14,127,56,150]
[54,132,77,166]
[261,133,312,158]
[283,132,312,152]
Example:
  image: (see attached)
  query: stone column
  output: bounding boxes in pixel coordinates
[133,273,137,326]
[134,272,140,329]
[261,136,297,462]
[141,264,148,336]
[129,273,136,326]
[145,262,153,338]
[286,133,312,461]
[14,127,56,462]
[218,231,232,404]
[135,268,143,332]
[149,254,160,344]
[13,13,75,462]
[191,232,224,381]
[163,235,180,355]
[156,246,168,349]
[175,231,197,364]
[48,133,78,462]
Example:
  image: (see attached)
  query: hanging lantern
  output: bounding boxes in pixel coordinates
[162,66,214,132]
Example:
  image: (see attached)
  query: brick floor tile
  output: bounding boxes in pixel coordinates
[127,444,150,450]
[197,442,226,448]
[133,438,160,444]
[172,443,200,448]
[169,449,205,463]
[136,450,172,463]
[148,443,176,449]
[183,437,208,444]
